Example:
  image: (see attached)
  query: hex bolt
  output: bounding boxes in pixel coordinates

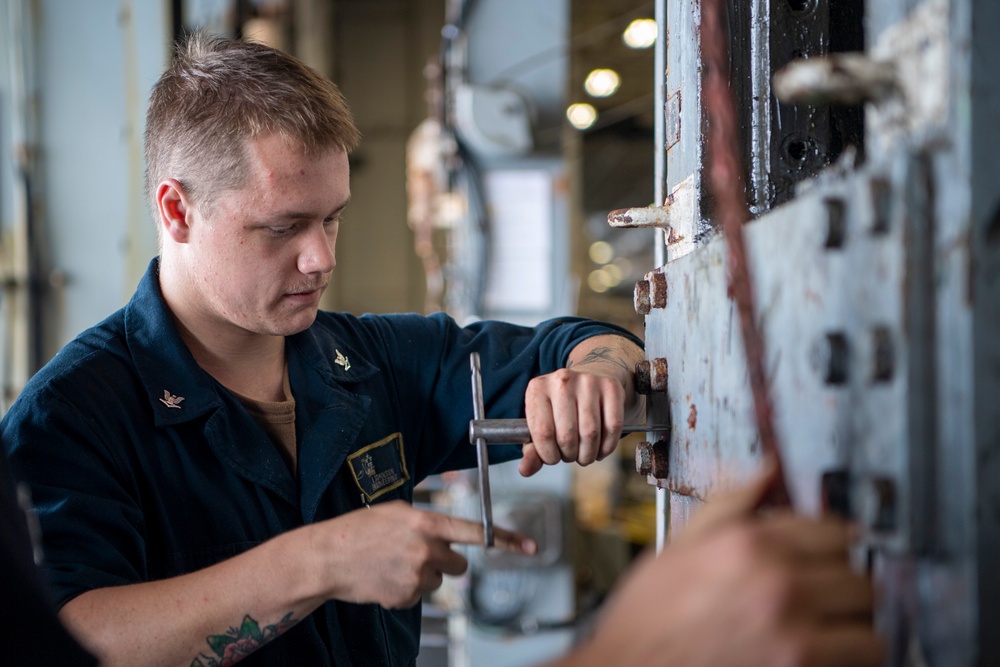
[824,198,847,249]
[855,476,897,532]
[811,332,850,385]
[635,358,668,394]
[635,441,653,475]
[635,439,670,478]
[871,326,895,383]
[634,279,651,315]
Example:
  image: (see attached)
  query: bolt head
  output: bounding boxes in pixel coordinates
[636,442,653,475]
[634,279,651,315]
[649,272,668,309]
[635,358,668,394]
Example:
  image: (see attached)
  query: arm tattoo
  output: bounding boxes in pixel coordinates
[566,346,632,374]
[191,613,297,666]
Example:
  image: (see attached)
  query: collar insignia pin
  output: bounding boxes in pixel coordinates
[159,390,185,409]
[334,349,351,371]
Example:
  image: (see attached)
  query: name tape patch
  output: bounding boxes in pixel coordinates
[347,433,410,503]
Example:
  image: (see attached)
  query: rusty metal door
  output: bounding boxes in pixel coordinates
[614,1,1000,664]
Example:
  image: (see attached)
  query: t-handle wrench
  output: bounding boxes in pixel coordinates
[468,352,494,547]
[469,352,667,548]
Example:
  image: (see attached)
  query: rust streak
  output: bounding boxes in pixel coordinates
[608,209,634,224]
[702,0,791,508]
[666,228,686,245]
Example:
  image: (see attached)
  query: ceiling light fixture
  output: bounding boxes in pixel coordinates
[584,68,621,97]
[566,103,597,130]
[623,18,657,49]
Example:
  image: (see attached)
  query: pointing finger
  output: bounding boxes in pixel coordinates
[427,512,537,555]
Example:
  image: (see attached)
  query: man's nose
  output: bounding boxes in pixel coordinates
[298,225,336,274]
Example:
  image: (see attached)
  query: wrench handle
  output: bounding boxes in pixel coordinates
[470,418,666,444]
[469,353,494,548]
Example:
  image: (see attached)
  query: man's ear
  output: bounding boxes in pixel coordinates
[156,179,193,243]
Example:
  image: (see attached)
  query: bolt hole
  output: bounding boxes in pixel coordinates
[872,326,895,383]
[821,469,852,518]
[824,199,847,249]
[812,332,850,386]
[786,0,816,15]
[870,178,892,235]
[787,138,816,164]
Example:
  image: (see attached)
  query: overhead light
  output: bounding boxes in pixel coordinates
[584,68,621,97]
[604,263,624,282]
[587,266,623,293]
[566,103,597,130]
[614,256,633,276]
[589,241,614,264]
[623,18,657,49]
[587,270,611,293]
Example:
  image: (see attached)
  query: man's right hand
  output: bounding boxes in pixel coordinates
[551,462,884,667]
[59,501,535,667]
[316,501,536,609]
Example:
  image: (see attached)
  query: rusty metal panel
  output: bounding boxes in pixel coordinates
[632,0,1000,662]
[646,158,912,519]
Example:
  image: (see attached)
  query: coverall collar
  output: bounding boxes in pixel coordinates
[124,258,377,516]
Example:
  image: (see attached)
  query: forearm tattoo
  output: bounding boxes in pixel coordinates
[566,346,632,374]
[191,613,296,666]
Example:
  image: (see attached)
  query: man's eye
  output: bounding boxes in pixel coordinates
[267,226,294,235]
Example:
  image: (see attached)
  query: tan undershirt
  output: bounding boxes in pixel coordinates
[233,370,298,472]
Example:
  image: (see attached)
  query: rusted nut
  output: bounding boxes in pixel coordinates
[649,272,667,309]
[635,441,653,474]
[636,272,667,315]
[635,439,670,478]
[635,358,668,394]
[634,279,651,315]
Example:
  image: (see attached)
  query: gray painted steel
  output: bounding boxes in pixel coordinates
[637,0,999,663]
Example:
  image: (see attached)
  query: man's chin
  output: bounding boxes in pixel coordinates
[266,308,319,336]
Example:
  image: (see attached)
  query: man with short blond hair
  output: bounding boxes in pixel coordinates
[3,32,645,666]
[4,31,881,667]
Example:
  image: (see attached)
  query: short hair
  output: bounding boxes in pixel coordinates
[144,31,361,221]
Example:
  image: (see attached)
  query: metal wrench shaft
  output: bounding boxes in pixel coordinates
[469,352,494,548]
[470,418,666,445]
